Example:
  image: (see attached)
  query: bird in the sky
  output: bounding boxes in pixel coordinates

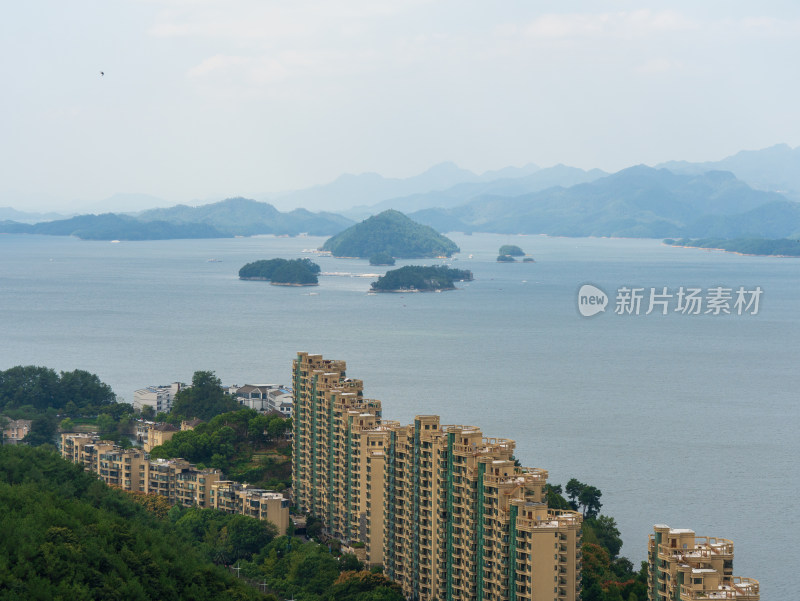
[100,71,104,77]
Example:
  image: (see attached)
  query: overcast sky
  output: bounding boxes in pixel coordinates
[2,1,799,211]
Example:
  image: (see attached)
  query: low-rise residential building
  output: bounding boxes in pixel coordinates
[133,383,181,414]
[147,457,221,508]
[98,447,149,491]
[210,481,290,535]
[61,433,117,472]
[135,421,153,446]
[181,418,202,431]
[60,432,288,533]
[144,422,178,452]
[269,390,293,417]
[229,384,276,411]
[1,417,32,445]
[648,525,759,601]
[229,384,293,417]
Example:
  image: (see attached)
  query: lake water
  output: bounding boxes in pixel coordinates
[1,232,796,598]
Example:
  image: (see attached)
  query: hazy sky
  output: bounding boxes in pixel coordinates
[2,1,799,211]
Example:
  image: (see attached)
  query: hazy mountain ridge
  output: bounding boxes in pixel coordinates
[344,164,606,219]
[268,161,541,212]
[408,166,800,238]
[3,145,799,241]
[0,198,353,240]
[0,207,68,224]
[138,197,352,236]
[658,143,800,200]
[0,213,227,240]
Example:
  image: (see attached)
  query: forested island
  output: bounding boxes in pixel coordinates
[369,252,396,266]
[321,210,459,258]
[664,237,800,257]
[370,265,473,292]
[499,244,525,256]
[239,258,321,285]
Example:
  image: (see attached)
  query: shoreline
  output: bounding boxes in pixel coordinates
[239,277,319,286]
[371,286,456,293]
[663,242,800,259]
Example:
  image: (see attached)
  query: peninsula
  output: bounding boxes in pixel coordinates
[664,237,800,257]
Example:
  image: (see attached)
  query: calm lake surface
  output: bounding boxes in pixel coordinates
[1,232,797,598]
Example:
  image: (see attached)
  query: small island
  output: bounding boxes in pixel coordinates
[664,237,800,257]
[321,210,459,259]
[369,252,396,266]
[498,244,525,256]
[239,258,321,286]
[497,244,535,262]
[370,265,473,293]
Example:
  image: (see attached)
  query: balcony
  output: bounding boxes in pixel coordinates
[679,577,759,600]
[658,538,734,563]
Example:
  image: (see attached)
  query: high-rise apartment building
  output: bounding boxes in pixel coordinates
[648,525,759,601]
[292,352,583,601]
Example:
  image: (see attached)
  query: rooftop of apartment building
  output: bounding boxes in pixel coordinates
[151,423,178,432]
[134,383,181,394]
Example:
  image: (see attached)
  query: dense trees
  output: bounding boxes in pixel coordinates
[548,480,646,601]
[0,366,134,447]
[499,244,525,256]
[370,265,473,292]
[150,408,292,488]
[238,258,320,285]
[0,366,116,416]
[170,371,240,421]
[566,478,603,518]
[322,210,459,258]
[0,445,263,601]
[369,252,396,266]
[167,505,278,564]
[238,536,404,601]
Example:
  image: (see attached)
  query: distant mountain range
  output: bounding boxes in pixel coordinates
[658,144,800,201]
[268,161,541,213]
[407,166,800,238]
[138,197,352,236]
[0,198,352,240]
[344,164,608,220]
[2,145,799,242]
[0,207,67,224]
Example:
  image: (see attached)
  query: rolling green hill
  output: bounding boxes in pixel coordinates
[321,210,459,258]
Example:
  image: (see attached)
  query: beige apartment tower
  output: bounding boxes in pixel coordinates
[648,525,759,601]
[292,352,583,601]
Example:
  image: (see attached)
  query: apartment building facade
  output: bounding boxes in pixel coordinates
[61,433,288,535]
[133,383,181,414]
[648,525,759,601]
[210,480,290,535]
[1,417,32,445]
[292,352,583,601]
[229,384,293,417]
